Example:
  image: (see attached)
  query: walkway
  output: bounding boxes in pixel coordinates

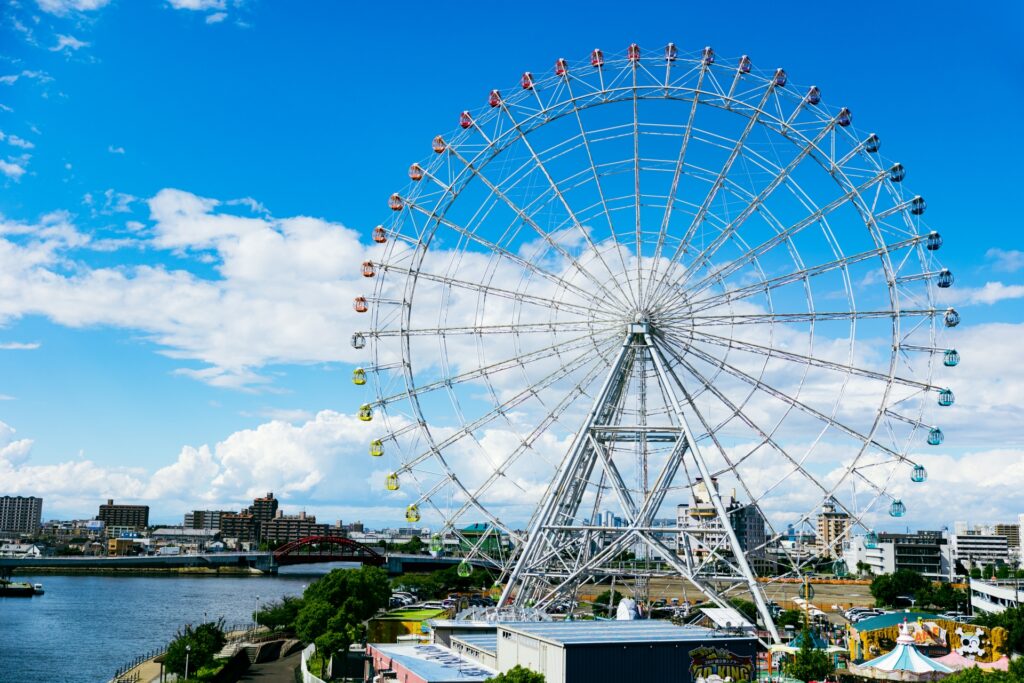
[237,651,301,682]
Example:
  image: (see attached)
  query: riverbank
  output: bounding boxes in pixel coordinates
[6,565,268,576]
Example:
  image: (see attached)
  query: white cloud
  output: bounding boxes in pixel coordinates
[943,281,1024,306]
[36,0,111,15]
[205,12,228,23]
[167,0,226,10]
[50,34,90,52]
[0,159,27,180]
[0,70,52,86]
[986,248,1024,273]
[107,145,125,155]
[0,341,41,350]
[7,135,35,150]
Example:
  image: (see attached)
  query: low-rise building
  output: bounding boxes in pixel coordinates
[969,578,1024,614]
[261,511,329,544]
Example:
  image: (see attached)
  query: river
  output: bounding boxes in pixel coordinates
[0,564,358,683]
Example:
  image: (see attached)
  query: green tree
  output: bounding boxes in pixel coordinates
[776,609,804,629]
[591,589,623,617]
[729,598,758,625]
[996,564,1011,580]
[973,605,1024,655]
[784,628,833,683]
[393,572,444,600]
[256,595,304,631]
[485,664,546,683]
[970,566,982,580]
[396,536,427,554]
[294,565,392,675]
[162,621,227,677]
[855,561,872,577]
[916,582,967,612]
[869,569,928,607]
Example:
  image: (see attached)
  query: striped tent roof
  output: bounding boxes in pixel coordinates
[861,643,954,674]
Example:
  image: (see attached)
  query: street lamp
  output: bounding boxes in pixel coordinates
[255,595,261,630]
[184,644,191,681]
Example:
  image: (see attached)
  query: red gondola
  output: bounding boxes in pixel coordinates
[459,111,473,129]
[627,43,640,62]
[591,49,604,68]
[408,163,424,181]
[388,193,402,211]
[488,90,502,108]
[362,261,375,278]
[521,71,535,90]
[555,58,568,77]
[432,135,446,154]
[372,225,387,244]
[353,296,368,313]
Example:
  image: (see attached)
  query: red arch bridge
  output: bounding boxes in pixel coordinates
[272,535,386,567]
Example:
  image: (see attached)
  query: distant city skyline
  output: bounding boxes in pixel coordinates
[1,1,1023,529]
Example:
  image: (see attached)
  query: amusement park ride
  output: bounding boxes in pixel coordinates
[349,43,957,642]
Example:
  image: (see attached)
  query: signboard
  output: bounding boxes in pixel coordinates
[689,646,755,683]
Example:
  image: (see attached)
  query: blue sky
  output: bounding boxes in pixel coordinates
[1,0,1023,528]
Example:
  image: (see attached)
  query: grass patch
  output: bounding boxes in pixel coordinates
[377,608,447,621]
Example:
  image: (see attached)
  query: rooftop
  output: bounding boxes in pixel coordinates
[451,633,498,655]
[370,643,495,682]
[852,612,941,632]
[499,620,752,646]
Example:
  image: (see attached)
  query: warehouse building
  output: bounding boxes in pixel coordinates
[369,620,757,683]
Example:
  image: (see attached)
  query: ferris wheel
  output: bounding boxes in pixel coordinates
[351,43,957,640]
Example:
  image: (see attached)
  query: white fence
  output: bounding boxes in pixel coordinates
[300,643,328,683]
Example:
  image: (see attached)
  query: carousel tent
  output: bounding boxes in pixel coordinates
[847,619,953,681]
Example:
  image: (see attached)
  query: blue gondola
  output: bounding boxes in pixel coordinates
[911,464,928,483]
[943,349,960,367]
[805,86,821,105]
[944,308,960,328]
[926,231,942,251]
[938,388,955,407]
[937,269,954,288]
[889,499,906,517]
[910,196,927,215]
[837,107,852,127]
[833,558,849,577]
[927,427,944,446]
[865,531,879,549]
[865,133,881,153]
[889,163,906,182]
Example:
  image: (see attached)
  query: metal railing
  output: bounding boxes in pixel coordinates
[111,646,165,682]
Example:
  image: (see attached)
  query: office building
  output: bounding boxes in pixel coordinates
[816,498,851,557]
[220,513,256,544]
[950,531,1010,570]
[845,530,949,580]
[251,492,279,537]
[0,495,43,536]
[97,499,149,530]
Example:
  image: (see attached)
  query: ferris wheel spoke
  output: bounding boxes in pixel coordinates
[674,307,936,327]
[643,64,708,305]
[561,70,635,292]
[647,78,811,309]
[395,334,619,474]
[666,333,903,460]
[439,352,620,533]
[373,320,623,337]
[376,329,612,408]
[402,198,610,308]
[671,169,890,303]
[677,234,923,317]
[378,262,609,319]
[677,328,935,391]
[493,102,639,309]
[660,340,867,557]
